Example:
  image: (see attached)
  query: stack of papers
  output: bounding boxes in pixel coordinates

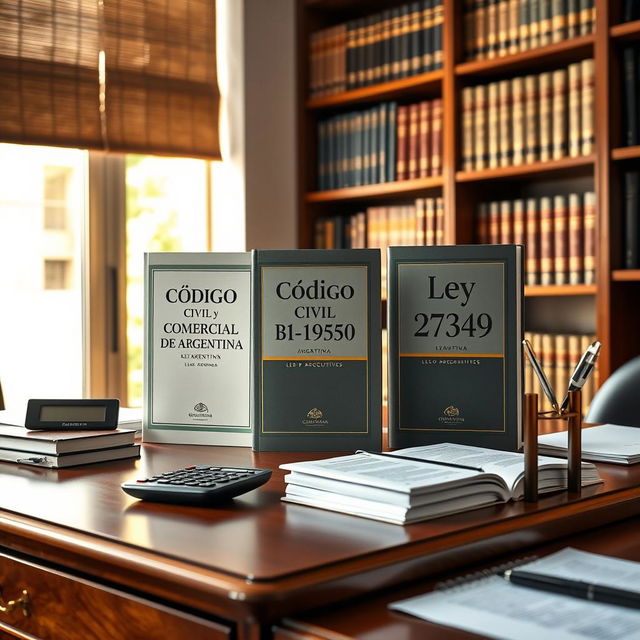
[538,424,640,464]
[390,548,640,640]
[280,443,601,525]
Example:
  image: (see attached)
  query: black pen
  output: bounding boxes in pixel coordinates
[355,450,484,472]
[560,340,601,412]
[503,568,640,610]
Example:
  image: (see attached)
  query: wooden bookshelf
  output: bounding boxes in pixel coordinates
[296,0,640,382]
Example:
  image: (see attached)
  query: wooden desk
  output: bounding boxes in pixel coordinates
[0,444,639,640]
[274,515,640,640]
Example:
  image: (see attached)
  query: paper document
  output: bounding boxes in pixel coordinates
[390,548,640,640]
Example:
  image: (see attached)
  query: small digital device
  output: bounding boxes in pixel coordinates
[121,465,272,506]
[25,399,120,431]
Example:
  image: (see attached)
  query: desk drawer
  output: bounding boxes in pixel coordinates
[0,552,232,640]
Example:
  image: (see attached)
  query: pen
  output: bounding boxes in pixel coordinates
[503,568,640,610]
[355,450,484,472]
[560,340,601,412]
[522,339,559,412]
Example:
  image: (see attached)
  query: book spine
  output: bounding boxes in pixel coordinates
[422,0,435,71]
[539,72,553,162]
[433,0,444,69]
[353,113,363,187]
[387,103,397,181]
[318,120,326,190]
[568,62,581,157]
[425,198,436,245]
[409,2,422,76]
[416,198,426,245]
[539,196,554,285]
[462,88,475,171]
[487,0,499,59]
[365,15,376,86]
[554,334,568,410]
[488,82,500,168]
[568,193,584,284]
[579,0,594,35]
[379,207,389,299]
[400,4,412,77]
[358,211,367,248]
[526,197,540,285]
[566,0,579,37]
[430,98,443,176]
[408,103,419,180]
[338,24,348,93]
[474,85,488,170]
[477,202,490,243]
[356,18,366,88]
[539,0,552,47]
[581,59,595,155]
[498,0,510,56]
[465,0,476,59]
[419,100,431,178]
[551,69,567,160]
[508,0,520,54]
[519,0,530,52]
[500,200,512,244]
[625,170,640,269]
[524,75,538,163]
[513,198,526,245]
[379,104,387,183]
[551,0,566,43]
[346,21,357,89]
[529,0,540,50]
[623,46,638,147]
[435,197,445,245]
[489,201,500,244]
[381,10,392,83]
[583,191,596,284]
[512,77,525,166]
[498,80,512,167]
[391,8,402,80]
[476,0,488,59]
[553,194,568,285]
[370,107,380,184]
[362,110,371,186]
[396,105,408,181]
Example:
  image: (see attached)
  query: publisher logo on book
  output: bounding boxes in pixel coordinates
[302,407,328,426]
[189,402,212,419]
[439,405,464,424]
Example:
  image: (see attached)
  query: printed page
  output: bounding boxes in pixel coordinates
[539,424,640,461]
[281,452,482,493]
[523,548,640,593]
[390,574,640,640]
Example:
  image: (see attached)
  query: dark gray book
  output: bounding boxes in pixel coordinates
[252,249,382,452]
[388,245,524,451]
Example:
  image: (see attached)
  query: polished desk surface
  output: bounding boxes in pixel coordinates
[275,514,640,640]
[1,443,640,624]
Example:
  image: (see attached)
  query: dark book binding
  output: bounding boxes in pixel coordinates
[252,249,382,452]
[624,170,640,269]
[388,245,523,451]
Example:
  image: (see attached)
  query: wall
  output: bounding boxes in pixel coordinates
[213,0,297,251]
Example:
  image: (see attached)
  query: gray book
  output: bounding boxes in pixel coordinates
[252,249,381,452]
[388,245,523,451]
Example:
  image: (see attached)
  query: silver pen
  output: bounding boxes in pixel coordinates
[560,340,601,412]
[523,339,559,413]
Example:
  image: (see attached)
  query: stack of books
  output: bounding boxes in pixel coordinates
[461,60,594,171]
[314,198,444,250]
[0,425,139,468]
[309,1,444,99]
[464,0,595,61]
[524,331,598,412]
[475,192,596,285]
[280,443,601,525]
[317,99,443,191]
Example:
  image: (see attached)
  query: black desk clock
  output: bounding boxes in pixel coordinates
[25,399,120,430]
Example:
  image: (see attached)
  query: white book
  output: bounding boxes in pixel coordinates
[539,424,640,465]
[0,444,141,468]
[143,253,252,446]
[280,443,601,525]
[389,548,640,640]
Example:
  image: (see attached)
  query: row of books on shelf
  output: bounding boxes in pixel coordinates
[309,1,443,98]
[462,59,594,171]
[314,199,445,250]
[524,331,598,412]
[476,192,596,285]
[317,100,442,191]
[622,45,640,147]
[623,169,640,269]
[464,0,595,62]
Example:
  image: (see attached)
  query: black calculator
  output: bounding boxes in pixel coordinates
[121,465,272,506]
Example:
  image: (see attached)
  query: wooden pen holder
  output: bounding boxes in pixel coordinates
[523,389,582,502]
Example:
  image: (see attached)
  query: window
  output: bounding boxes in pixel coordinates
[44,259,72,290]
[43,166,72,230]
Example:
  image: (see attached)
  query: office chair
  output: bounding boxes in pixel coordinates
[585,356,640,428]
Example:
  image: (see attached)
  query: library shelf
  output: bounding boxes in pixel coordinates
[611,146,640,161]
[525,285,597,297]
[306,70,443,110]
[610,21,640,42]
[306,177,444,203]
[455,35,595,78]
[455,155,595,183]
[612,270,640,282]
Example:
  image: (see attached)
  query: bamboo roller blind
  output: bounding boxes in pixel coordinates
[0,0,220,159]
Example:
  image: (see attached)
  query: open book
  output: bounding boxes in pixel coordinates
[280,443,601,525]
[390,548,640,640]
